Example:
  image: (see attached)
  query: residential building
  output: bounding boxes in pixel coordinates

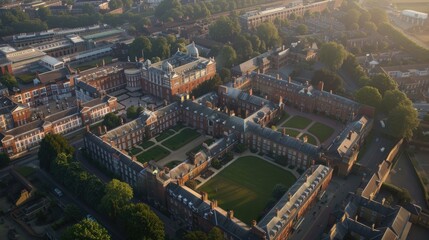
[74,62,127,94]
[400,10,428,26]
[0,96,31,131]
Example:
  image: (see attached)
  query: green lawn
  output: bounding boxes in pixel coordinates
[302,134,317,145]
[16,166,36,177]
[136,146,170,164]
[172,124,185,132]
[140,140,155,149]
[163,128,201,151]
[278,128,301,137]
[17,73,36,84]
[307,122,334,143]
[129,147,142,156]
[199,156,296,225]
[282,115,313,129]
[155,129,176,142]
[164,160,182,169]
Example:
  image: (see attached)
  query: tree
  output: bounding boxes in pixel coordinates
[62,219,110,240]
[103,113,121,130]
[216,45,237,68]
[100,179,133,218]
[369,74,398,96]
[64,204,83,222]
[362,21,377,33]
[208,227,223,240]
[318,42,348,71]
[183,231,208,240]
[387,105,419,140]
[369,8,388,26]
[233,35,253,61]
[108,0,122,10]
[219,67,231,83]
[0,153,10,169]
[151,37,170,60]
[0,73,18,89]
[256,22,281,48]
[311,69,343,92]
[37,7,51,21]
[354,86,382,108]
[296,24,308,35]
[38,134,74,172]
[208,16,240,42]
[381,89,412,114]
[126,106,144,119]
[343,9,361,30]
[129,36,152,60]
[119,203,165,240]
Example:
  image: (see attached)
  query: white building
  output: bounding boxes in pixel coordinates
[401,10,428,25]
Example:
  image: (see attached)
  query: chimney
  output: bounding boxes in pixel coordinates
[201,192,208,201]
[282,128,286,136]
[372,224,375,230]
[276,73,280,80]
[275,208,280,217]
[317,81,324,91]
[347,131,352,140]
[249,88,253,96]
[98,126,103,135]
[86,124,90,132]
[355,215,358,221]
[210,200,218,210]
[132,155,137,161]
[102,135,107,142]
[329,90,333,94]
[381,197,386,205]
[288,76,291,83]
[192,96,195,101]
[288,193,292,201]
[251,220,257,227]
[303,135,308,143]
[227,210,234,219]
[104,125,107,134]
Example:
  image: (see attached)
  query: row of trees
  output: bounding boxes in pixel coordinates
[39,134,165,240]
[128,35,188,62]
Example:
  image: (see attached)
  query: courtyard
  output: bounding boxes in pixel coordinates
[198,156,297,224]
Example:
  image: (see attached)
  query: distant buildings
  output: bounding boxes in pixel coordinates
[400,10,428,26]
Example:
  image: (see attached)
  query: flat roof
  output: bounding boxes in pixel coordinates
[41,55,63,66]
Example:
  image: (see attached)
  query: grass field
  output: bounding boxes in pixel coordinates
[140,140,155,149]
[155,129,176,142]
[172,124,185,132]
[199,156,296,224]
[308,122,334,143]
[163,128,201,150]
[129,147,142,156]
[283,116,312,129]
[16,166,36,177]
[136,146,170,164]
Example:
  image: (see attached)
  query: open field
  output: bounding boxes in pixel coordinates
[136,146,170,164]
[308,122,335,143]
[162,128,201,150]
[199,156,297,224]
[282,116,312,129]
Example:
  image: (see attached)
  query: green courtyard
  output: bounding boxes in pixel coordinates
[282,115,312,129]
[136,146,170,164]
[307,122,334,143]
[162,128,201,150]
[198,156,296,224]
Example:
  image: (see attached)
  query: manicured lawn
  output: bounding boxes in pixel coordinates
[172,124,185,132]
[136,146,170,164]
[140,140,155,149]
[129,147,142,156]
[155,129,176,142]
[164,160,182,169]
[278,128,301,137]
[199,156,296,225]
[16,166,36,177]
[308,122,334,143]
[163,128,201,151]
[282,115,312,129]
[17,73,36,84]
[302,134,318,145]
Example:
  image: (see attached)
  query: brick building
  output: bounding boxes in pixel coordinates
[74,62,127,94]
[0,97,31,131]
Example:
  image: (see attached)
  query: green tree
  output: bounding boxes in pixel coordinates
[38,134,74,172]
[37,7,51,21]
[155,0,183,21]
[256,22,281,48]
[183,231,208,240]
[296,24,308,35]
[369,8,388,26]
[216,45,237,68]
[343,9,361,30]
[369,73,398,96]
[126,105,143,119]
[119,203,164,240]
[219,67,231,83]
[311,69,343,92]
[103,113,121,130]
[129,36,152,60]
[0,73,18,89]
[0,153,10,169]
[354,86,382,108]
[233,35,253,61]
[387,105,419,140]
[151,37,170,60]
[208,16,241,43]
[318,42,348,71]
[108,0,122,10]
[381,89,412,114]
[62,219,110,240]
[208,227,223,240]
[362,21,377,33]
[100,179,133,218]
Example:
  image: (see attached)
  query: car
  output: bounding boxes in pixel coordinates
[54,188,63,197]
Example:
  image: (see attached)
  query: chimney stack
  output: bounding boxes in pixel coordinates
[288,193,292,201]
[329,90,333,94]
[381,197,386,205]
[210,200,218,210]
[104,125,107,134]
[372,224,375,230]
[303,135,308,143]
[98,126,102,135]
[227,210,234,219]
[282,128,286,136]
[275,208,280,217]
[288,76,292,83]
[276,73,280,80]
[201,192,208,201]
[317,81,324,91]
[249,88,253,96]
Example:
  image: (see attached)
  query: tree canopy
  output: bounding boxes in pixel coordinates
[354,86,382,108]
[62,219,110,240]
[100,179,133,218]
[381,89,412,114]
[209,16,241,43]
[0,73,18,89]
[318,42,348,71]
[369,73,398,96]
[256,22,281,49]
[216,45,237,69]
[386,105,419,140]
[38,134,74,172]
[126,106,144,119]
[103,113,121,130]
[311,69,343,92]
[119,203,165,240]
